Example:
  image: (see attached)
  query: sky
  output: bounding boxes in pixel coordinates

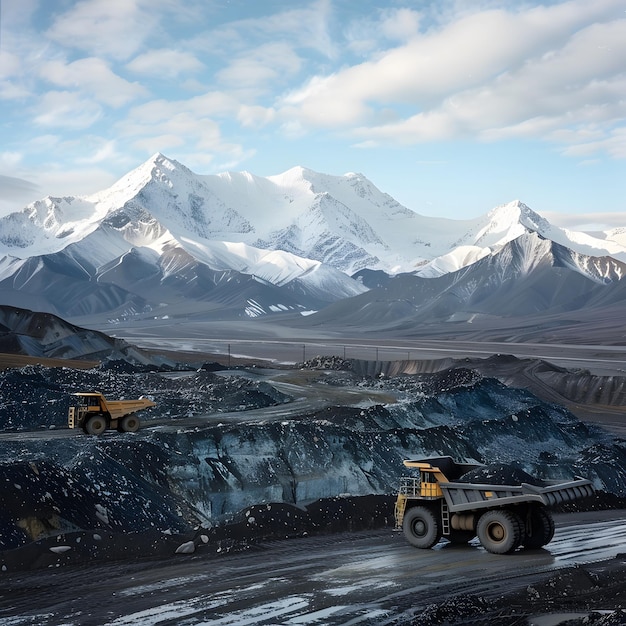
[0,0,625,229]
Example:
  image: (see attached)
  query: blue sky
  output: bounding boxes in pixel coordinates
[0,0,624,228]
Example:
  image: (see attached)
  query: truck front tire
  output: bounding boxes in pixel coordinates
[403,506,441,549]
[477,509,524,554]
[85,415,107,435]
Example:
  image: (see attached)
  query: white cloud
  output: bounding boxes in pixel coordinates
[126,49,205,79]
[33,91,102,129]
[0,174,39,197]
[237,105,276,128]
[0,148,118,215]
[380,8,422,42]
[37,165,119,198]
[125,91,239,125]
[133,134,186,154]
[0,80,31,101]
[345,8,422,55]
[120,94,249,163]
[0,152,39,214]
[560,128,626,159]
[545,211,626,231]
[40,58,147,107]
[189,0,335,63]
[281,74,372,126]
[45,0,159,61]
[76,141,120,164]
[0,51,21,81]
[216,43,302,89]
[278,0,626,160]
[235,0,335,59]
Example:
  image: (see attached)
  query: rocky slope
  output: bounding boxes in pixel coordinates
[0,305,167,365]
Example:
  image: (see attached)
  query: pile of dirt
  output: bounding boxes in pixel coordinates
[506,557,626,626]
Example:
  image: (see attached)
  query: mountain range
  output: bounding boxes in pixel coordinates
[0,153,624,340]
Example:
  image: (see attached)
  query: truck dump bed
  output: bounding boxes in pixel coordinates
[104,398,156,420]
[440,478,595,513]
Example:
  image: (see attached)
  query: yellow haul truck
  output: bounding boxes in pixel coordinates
[395,456,595,554]
[68,392,156,435]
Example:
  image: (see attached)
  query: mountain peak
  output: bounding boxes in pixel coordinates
[148,152,180,168]
[2,155,625,277]
[141,152,192,180]
[485,200,550,234]
[149,152,193,176]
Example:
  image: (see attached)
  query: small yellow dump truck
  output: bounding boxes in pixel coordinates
[396,456,595,554]
[68,392,156,435]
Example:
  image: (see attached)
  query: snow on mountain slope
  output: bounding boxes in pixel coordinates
[0,158,366,304]
[1,153,625,282]
[303,230,626,335]
[412,201,626,278]
[602,227,626,249]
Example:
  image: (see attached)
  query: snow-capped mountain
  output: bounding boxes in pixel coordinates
[0,155,374,320]
[414,200,626,278]
[303,230,626,336]
[0,152,624,326]
[3,153,625,276]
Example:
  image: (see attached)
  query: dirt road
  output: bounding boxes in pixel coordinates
[1,512,625,625]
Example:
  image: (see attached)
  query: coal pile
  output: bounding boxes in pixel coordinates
[0,493,395,571]
[406,560,626,625]
[456,463,547,486]
[0,364,290,431]
[0,446,202,553]
[1,364,625,572]
[415,595,492,625]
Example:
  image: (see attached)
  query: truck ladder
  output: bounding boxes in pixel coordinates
[395,494,407,528]
[441,500,450,536]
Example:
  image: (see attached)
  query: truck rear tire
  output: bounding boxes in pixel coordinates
[523,507,555,549]
[85,415,107,435]
[403,506,441,549]
[477,510,524,554]
[119,415,140,433]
